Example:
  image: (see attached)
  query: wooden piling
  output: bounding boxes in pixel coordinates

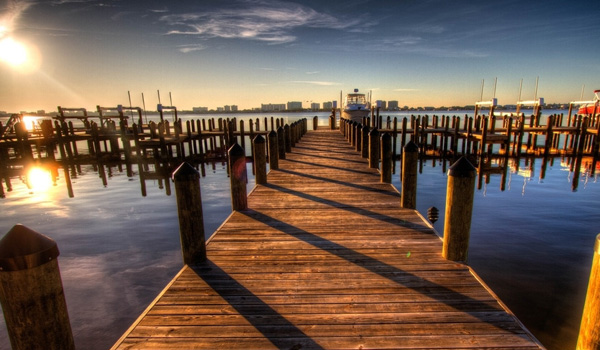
[268,130,279,170]
[284,124,292,153]
[380,132,392,183]
[313,116,318,130]
[277,126,286,160]
[253,135,267,185]
[442,157,477,263]
[369,128,379,168]
[228,143,248,211]
[577,234,600,350]
[401,141,419,209]
[0,225,75,350]
[172,163,207,265]
[362,125,369,158]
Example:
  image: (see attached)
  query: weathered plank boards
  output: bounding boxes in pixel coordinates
[111,128,545,350]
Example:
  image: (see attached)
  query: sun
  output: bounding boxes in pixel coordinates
[0,36,41,73]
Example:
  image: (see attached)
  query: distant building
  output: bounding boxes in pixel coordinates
[287,101,303,111]
[261,103,286,112]
[217,107,224,112]
[375,100,387,110]
[387,101,399,111]
[224,105,231,112]
[323,101,333,110]
[231,105,238,112]
[192,107,209,113]
[310,103,320,111]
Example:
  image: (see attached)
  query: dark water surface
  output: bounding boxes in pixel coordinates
[0,111,598,349]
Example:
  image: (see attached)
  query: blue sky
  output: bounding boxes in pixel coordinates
[1,0,599,112]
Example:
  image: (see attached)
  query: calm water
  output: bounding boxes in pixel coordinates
[0,111,598,350]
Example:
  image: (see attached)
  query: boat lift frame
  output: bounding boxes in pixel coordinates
[568,90,600,119]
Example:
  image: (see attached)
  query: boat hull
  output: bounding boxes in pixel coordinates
[341,109,370,123]
[578,105,600,115]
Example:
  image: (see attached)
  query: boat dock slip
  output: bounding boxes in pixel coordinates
[111,129,544,350]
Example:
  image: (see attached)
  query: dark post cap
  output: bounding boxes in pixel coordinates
[369,128,379,135]
[253,134,265,143]
[228,143,245,156]
[403,141,419,152]
[0,224,59,271]
[448,156,476,178]
[268,130,277,137]
[172,162,199,181]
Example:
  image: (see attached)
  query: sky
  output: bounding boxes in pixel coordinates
[0,0,599,112]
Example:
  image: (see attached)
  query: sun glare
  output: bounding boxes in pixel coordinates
[0,37,41,73]
[27,167,54,192]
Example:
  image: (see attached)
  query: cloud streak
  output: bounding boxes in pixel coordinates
[291,80,341,86]
[0,0,33,37]
[160,0,359,44]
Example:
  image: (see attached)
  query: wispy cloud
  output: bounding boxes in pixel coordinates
[305,71,319,75]
[178,43,206,53]
[0,0,33,37]
[291,80,341,86]
[160,0,360,44]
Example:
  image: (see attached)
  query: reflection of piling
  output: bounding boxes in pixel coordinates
[442,157,476,263]
[0,225,75,350]
[228,143,248,211]
[401,141,418,209]
[577,233,600,350]
[253,135,267,185]
[172,163,207,265]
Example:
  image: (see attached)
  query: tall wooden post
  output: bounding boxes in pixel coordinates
[277,126,286,160]
[284,124,292,153]
[361,125,369,158]
[313,116,318,130]
[381,133,392,183]
[172,163,207,264]
[442,157,476,262]
[0,225,75,350]
[369,128,380,168]
[268,130,279,170]
[578,234,600,350]
[253,135,267,185]
[228,143,248,211]
[401,141,419,208]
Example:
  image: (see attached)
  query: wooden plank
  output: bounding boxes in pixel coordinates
[111,128,544,350]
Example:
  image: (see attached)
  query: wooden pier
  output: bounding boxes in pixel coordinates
[111,128,544,349]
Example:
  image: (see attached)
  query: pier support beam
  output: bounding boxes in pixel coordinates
[442,157,476,262]
[401,141,419,209]
[369,128,379,168]
[0,225,75,350]
[229,143,248,211]
[172,163,207,265]
[253,135,267,185]
[578,234,600,350]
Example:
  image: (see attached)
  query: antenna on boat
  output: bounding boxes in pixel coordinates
[157,90,162,105]
[516,79,523,115]
[534,76,539,101]
[479,79,485,101]
[169,92,175,121]
[141,93,148,124]
[127,91,134,119]
[581,84,585,100]
[492,77,498,99]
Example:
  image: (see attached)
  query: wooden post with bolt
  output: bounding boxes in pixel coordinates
[442,156,476,263]
[0,224,75,350]
[228,143,248,211]
[172,162,207,265]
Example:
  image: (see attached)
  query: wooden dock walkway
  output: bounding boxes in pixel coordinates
[112,128,544,349]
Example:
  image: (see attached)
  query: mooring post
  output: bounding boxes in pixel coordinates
[313,116,318,130]
[277,126,286,160]
[0,225,75,350]
[172,163,207,265]
[401,141,419,208]
[228,143,248,211]
[381,133,392,183]
[442,156,477,262]
[369,127,380,168]
[577,234,600,349]
[284,124,292,153]
[362,125,370,158]
[268,130,279,170]
[253,135,267,185]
